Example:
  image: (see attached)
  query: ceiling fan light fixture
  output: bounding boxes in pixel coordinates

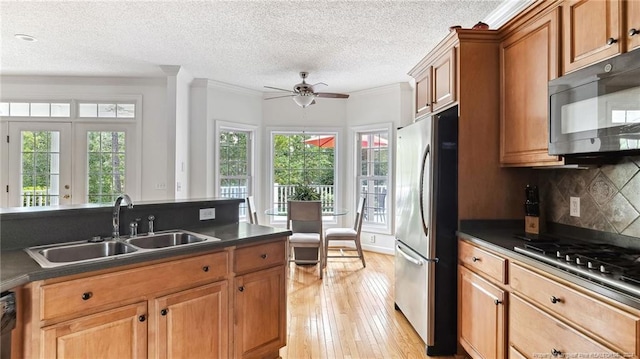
[292,94,315,108]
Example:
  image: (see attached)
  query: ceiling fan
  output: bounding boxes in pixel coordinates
[264,72,350,108]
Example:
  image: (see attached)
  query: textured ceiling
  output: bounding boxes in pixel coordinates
[1,0,510,93]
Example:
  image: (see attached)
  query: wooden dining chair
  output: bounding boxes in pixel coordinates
[324,197,366,268]
[287,200,324,279]
[245,196,258,224]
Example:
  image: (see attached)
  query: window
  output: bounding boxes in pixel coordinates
[19,130,62,206]
[0,101,71,117]
[218,126,253,218]
[87,131,126,203]
[271,132,336,215]
[78,103,135,118]
[356,127,391,231]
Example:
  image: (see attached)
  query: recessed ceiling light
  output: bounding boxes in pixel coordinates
[15,34,37,42]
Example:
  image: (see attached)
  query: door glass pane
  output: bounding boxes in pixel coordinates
[20,130,61,207]
[87,131,126,203]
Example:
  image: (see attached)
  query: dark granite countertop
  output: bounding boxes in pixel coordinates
[457,220,640,311]
[1,222,291,292]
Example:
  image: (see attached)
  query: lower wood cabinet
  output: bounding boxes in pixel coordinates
[459,265,506,359]
[234,265,286,358]
[151,281,229,359]
[41,302,148,359]
[23,238,288,359]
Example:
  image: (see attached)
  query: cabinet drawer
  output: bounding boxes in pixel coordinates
[510,295,617,358]
[510,262,639,356]
[459,240,507,284]
[41,251,229,321]
[235,240,286,274]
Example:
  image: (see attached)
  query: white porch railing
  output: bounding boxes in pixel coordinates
[21,190,58,207]
[272,184,335,213]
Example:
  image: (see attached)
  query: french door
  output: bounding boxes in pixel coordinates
[7,122,72,207]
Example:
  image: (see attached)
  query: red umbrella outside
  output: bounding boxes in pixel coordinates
[304,135,388,148]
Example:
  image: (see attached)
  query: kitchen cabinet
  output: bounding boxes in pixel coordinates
[509,262,640,358]
[458,240,508,359]
[628,0,640,51]
[21,238,288,359]
[151,281,229,359]
[562,0,622,73]
[233,240,286,359]
[409,46,456,119]
[41,302,148,358]
[499,7,563,167]
[459,265,506,359]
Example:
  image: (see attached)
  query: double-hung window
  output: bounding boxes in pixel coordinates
[355,124,392,233]
[217,123,254,219]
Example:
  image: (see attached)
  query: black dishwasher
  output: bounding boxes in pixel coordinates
[1,291,16,359]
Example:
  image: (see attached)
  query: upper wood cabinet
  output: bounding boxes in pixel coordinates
[628,0,640,51]
[562,0,623,73]
[500,7,563,167]
[409,46,456,119]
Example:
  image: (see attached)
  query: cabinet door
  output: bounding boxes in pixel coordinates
[234,265,286,359]
[562,0,622,73]
[459,266,506,359]
[628,0,640,51]
[432,47,456,112]
[41,302,147,359]
[500,8,563,167]
[415,68,432,118]
[152,281,229,359]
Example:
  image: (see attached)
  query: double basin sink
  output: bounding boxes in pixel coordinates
[25,230,220,268]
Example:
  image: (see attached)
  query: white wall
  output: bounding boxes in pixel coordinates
[0,75,170,201]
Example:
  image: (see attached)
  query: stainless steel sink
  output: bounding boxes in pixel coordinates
[124,232,207,249]
[24,230,219,268]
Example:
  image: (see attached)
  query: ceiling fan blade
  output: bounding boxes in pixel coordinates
[264,94,295,100]
[264,86,295,93]
[315,92,349,99]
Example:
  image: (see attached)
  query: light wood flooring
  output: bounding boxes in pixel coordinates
[279,250,456,359]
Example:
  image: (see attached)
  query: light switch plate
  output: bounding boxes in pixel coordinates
[199,208,216,221]
[570,197,580,217]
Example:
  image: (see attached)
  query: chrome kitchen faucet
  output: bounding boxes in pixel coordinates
[112,194,134,238]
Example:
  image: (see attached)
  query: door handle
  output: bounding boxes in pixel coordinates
[396,245,424,266]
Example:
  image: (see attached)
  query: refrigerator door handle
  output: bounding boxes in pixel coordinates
[396,244,439,265]
[419,144,431,237]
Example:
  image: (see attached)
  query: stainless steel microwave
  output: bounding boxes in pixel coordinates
[549,50,640,157]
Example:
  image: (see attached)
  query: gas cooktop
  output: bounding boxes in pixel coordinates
[514,239,640,298]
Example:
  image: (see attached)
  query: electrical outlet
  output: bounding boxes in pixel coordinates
[570,197,580,217]
[369,235,375,243]
[155,183,166,190]
[199,208,216,221]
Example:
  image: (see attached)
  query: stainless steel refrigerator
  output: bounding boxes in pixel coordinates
[394,106,458,356]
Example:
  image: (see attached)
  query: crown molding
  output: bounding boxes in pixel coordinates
[191,78,262,97]
[483,0,536,29]
[350,82,412,98]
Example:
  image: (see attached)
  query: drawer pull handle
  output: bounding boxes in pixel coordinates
[606,37,618,45]
[161,309,168,316]
[630,28,640,37]
[238,286,244,292]
[550,296,562,304]
[81,292,93,300]
[138,315,146,322]
[551,348,562,357]
[261,254,268,259]
[494,299,503,305]
[471,256,479,262]
[202,266,209,272]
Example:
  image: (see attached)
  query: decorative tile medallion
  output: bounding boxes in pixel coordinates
[588,173,618,206]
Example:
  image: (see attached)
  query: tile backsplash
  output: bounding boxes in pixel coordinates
[539,156,640,238]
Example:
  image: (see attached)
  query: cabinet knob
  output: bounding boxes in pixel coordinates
[471,256,479,262]
[238,286,244,292]
[494,299,503,305]
[550,296,562,304]
[138,315,146,322]
[606,37,618,45]
[161,309,168,316]
[261,254,268,259]
[630,28,640,37]
[202,266,209,272]
[551,348,562,357]
[81,292,93,300]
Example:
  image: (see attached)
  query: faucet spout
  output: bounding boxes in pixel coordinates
[112,194,134,238]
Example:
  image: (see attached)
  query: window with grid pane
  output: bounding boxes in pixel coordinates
[20,131,61,206]
[219,130,252,216]
[87,131,126,203]
[357,130,390,230]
